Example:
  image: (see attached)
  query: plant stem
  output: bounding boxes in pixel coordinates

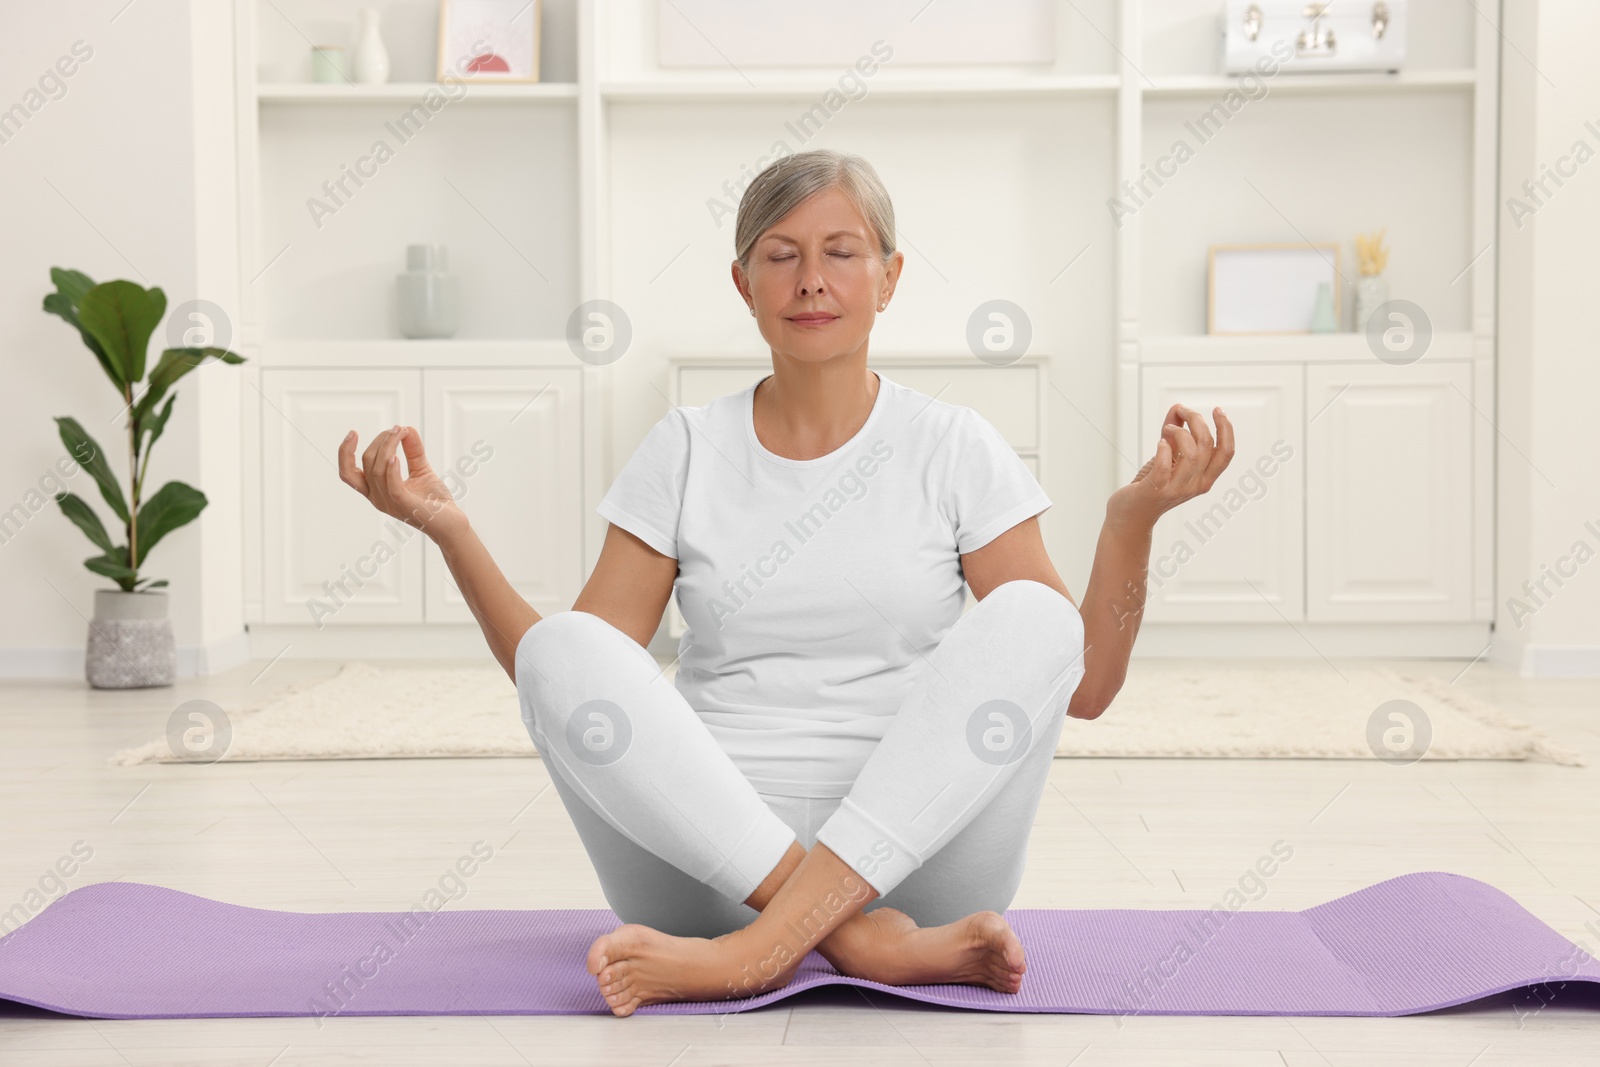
[125,383,139,577]
[136,448,153,506]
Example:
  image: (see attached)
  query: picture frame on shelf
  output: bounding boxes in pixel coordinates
[437,0,541,83]
[1208,243,1341,335]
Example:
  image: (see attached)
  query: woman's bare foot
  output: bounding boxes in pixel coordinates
[587,907,1024,1016]
[817,906,1027,993]
[589,843,883,1016]
[587,923,804,1017]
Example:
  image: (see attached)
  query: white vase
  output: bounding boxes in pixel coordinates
[1308,281,1338,333]
[1355,275,1388,331]
[352,8,390,85]
[397,244,460,339]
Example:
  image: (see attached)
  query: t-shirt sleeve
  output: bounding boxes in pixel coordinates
[596,408,691,559]
[943,407,1052,554]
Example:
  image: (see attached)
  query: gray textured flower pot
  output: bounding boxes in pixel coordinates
[86,590,175,689]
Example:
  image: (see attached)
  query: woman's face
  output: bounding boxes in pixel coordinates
[734,185,902,364]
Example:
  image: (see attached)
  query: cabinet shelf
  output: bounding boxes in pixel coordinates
[1140,69,1476,96]
[598,75,1120,103]
[259,339,580,368]
[256,82,579,103]
[1139,332,1476,364]
[592,69,1475,104]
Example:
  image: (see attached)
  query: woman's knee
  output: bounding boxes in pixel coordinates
[979,579,1085,675]
[517,610,621,668]
[514,610,649,744]
[987,578,1081,628]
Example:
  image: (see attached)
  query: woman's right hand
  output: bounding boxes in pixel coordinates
[337,425,468,544]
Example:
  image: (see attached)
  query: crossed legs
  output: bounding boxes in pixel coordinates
[515,578,1086,1015]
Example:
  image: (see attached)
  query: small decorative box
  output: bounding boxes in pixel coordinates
[1222,1,1407,74]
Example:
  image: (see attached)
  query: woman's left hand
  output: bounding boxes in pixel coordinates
[1108,404,1235,529]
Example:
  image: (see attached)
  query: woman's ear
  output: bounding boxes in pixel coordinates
[730,258,752,305]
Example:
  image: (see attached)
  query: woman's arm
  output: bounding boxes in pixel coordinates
[1069,509,1152,718]
[961,403,1234,720]
[434,524,541,681]
[337,425,538,682]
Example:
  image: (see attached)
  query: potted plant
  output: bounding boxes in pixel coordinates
[42,268,245,688]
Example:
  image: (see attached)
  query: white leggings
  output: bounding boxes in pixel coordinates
[515,578,1086,939]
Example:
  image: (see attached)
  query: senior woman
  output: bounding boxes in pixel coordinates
[338,149,1234,1016]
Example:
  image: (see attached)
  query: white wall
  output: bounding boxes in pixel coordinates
[1493,0,1600,676]
[0,0,247,677]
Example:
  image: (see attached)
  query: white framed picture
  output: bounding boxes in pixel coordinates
[437,0,541,83]
[1208,243,1341,335]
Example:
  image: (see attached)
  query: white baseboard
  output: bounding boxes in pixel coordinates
[245,623,504,662]
[1491,635,1600,678]
[0,647,83,679]
[0,629,253,680]
[14,624,1588,678]
[252,621,1504,662]
[1135,626,1599,677]
[181,629,254,677]
[1127,621,1494,660]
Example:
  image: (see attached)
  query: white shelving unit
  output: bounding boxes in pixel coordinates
[1113,1,1497,653]
[229,0,1498,658]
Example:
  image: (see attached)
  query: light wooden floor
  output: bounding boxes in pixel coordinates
[1,654,1597,1065]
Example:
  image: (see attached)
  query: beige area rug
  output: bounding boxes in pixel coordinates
[110,660,1584,766]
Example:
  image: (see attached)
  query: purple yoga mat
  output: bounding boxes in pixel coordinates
[2,872,1595,1019]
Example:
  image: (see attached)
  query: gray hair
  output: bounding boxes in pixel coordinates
[734,149,897,272]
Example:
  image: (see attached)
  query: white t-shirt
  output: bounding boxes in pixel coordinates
[595,370,1052,798]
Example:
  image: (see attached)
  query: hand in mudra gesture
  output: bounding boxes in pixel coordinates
[1109,404,1236,528]
[338,425,468,542]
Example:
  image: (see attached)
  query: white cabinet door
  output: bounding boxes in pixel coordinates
[1139,364,1304,622]
[422,369,584,621]
[261,369,424,624]
[1306,362,1474,621]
